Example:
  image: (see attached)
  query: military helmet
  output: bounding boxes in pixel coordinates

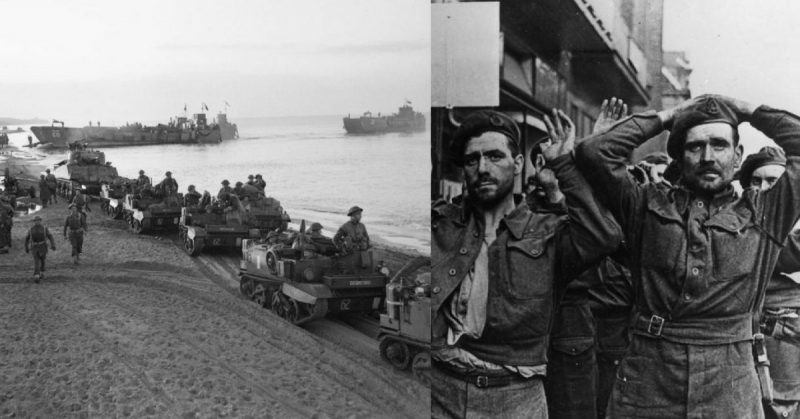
[347,205,363,216]
[33,215,42,221]
[139,170,145,174]
[221,179,230,185]
[310,222,322,231]
[166,171,172,176]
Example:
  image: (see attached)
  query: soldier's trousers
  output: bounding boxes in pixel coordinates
[31,247,47,275]
[764,312,800,419]
[0,224,10,248]
[68,231,83,256]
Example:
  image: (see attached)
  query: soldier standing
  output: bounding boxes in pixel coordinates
[184,185,202,207]
[24,215,56,282]
[71,189,90,214]
[576,95,800,417]
[254,174,266,191]
[217,179,232,202]
[0,196,12,252]
[160,171,178,195]
[45,169,57,204]
[334,206,369,253]
[38,175,50,208]
[63,204,87,264]
[136,170,151,188]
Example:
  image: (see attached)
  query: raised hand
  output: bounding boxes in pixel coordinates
[593,97,628,134]
[542,109,576,162]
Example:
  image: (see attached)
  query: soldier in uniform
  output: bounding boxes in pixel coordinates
[63,204,87,264]
[334,206,370,253]
[431,110,621,418]
[71,189,91,214]
[0,195,13,252]
[159,171,178,196]
[217,180,233,203]
[45,169,57,204]
[38,175,50,208]
[136,170,151,188]
[24,215,56,282]
[576,95,800,417]
[184,185,202,207]
[246,174,256,186]
[738,146,800,419]
[254,174,266,191]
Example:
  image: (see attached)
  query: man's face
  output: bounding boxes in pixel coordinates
[750,164,786,191]
[680,123,742,195]
[351,212,362,223]
[462,131,522,207]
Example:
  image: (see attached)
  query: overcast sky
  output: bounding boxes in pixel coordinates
[663,0,800,153]
[0,0,430,125]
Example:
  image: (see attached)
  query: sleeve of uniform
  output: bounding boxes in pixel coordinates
[24,228,31,249]
[775,229,800,274]
[749,106,800,240]
[82,214,88,232]
[550,153,622,279]
[63,217,69,236]
[575,112,664,235]
[45,227,55,247]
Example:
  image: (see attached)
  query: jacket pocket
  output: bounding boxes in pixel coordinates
[506,235,552,300]
[706,213,757,281]
[640,201,685,273]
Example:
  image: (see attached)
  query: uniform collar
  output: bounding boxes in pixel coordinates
[461,195,530,240]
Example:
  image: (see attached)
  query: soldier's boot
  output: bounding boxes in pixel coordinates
[33,274,40,283]
[72,255,78,265]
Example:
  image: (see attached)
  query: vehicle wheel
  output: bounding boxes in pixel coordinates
[285,298,300,324]
[253,285,270,308]
[266,252,278,275]
[184,236,204,257]
[271,291,286,318]
[239,276,254,297]
[379,338,412,370]
[131,219,143,234]
[411,351,431,386]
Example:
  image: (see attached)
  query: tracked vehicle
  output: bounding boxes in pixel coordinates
[378,256,431,382]
[121,185,183,234]
[180,195,290,256]
[238,228,390,325]
[99,177,135,220]
[52,145,118,197]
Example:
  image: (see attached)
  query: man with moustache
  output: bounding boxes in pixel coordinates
[739,146,800,419]
[431,110,621,418]
[576,95,800,417]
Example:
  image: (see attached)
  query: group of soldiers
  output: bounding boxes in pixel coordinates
[432,94,800,419]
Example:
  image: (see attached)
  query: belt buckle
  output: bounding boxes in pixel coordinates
[475,375,489,388]
[647,315,664,336]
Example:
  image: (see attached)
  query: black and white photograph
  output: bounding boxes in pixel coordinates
[0,1,430,417]
[431,1,800,418]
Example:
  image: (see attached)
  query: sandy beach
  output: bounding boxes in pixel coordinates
[0,145,430,418]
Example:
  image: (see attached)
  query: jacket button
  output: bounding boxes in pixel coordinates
[459,248,468,255]
[531,249,541,256]
[448,268,457,276]
[691,267,699,276]
[697,201,704,208]
[433,286,441,294]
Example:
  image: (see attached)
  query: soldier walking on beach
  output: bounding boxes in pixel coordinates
[24,215,56,282]
[0,196,12,252]
[71,190,90,214]
[334,206,370,254]
[45,169,57,204]
[64,204,87,265]
[38,175,50,208]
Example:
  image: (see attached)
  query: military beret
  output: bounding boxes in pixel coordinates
[347,205,363,216]
[33,215,42,221]
[667,95,739,159]
[451,110,520,165]
[310,222,322,231]
[739,146,787,187]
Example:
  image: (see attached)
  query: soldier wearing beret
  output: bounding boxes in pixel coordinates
[576,94,800,417]
[24,215,56,282]
[334,206,370,254]
[431,109,621,418]
[739,145,800,419]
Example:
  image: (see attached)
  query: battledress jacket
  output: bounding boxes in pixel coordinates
[576,106,800,418]
[432,154,621,367]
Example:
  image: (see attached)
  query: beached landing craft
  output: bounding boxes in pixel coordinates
[342,101,426,134]
[238,224,390,325]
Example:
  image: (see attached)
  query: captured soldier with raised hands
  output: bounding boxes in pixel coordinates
[431,110,620,418]
[576,95,800,418]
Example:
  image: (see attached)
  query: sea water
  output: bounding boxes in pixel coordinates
[9,115,430,254]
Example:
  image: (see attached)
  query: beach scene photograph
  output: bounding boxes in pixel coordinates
[0,1,430,417]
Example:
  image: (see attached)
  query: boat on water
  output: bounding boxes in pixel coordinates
[30,113,223,148]
[343,102,426,134]
[216,113,239,140]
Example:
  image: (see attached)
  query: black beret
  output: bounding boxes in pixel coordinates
[667,95,739,159]
[451,110,520,165]
[739,146,787,187]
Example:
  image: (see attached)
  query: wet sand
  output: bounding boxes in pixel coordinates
[0,146,430,418]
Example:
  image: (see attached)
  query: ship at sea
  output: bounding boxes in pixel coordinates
[343,101,426,134]
[215,112,239,140]
[30,113,223,149]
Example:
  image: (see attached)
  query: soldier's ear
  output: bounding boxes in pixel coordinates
[514,153,524,175]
